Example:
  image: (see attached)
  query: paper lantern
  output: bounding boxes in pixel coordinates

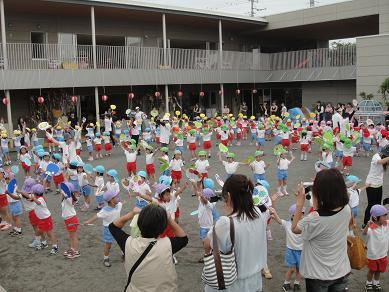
[154,91,161,98]
[199,91,205,97]
[128,92,135,99]
[2,97,8,105]
[71,95,77,103]
[252,89,257,94]
[177,91,183,97]
[235,89,241,95]
[101,94,108,102]
[218,90,223,96]
[37,96,44,104]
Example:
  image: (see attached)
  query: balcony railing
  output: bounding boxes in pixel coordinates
[0,43,356,71]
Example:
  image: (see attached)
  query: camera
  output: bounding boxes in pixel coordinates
[209,195,222,203]
[303,182,313,200]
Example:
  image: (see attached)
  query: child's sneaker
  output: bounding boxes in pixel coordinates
[35,243,42,250]
[41,241,49,249]
[66,250,80,259]
[373,283,382,291]
[50,246,59,255]
[103,258,111,267]
[293,283,301,291]
[365,283,374,291]
[282,283,291,291]
[63,249,73,256]
[28,239,40,248]
[9,229,22,236]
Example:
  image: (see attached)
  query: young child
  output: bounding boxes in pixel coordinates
[133,171,152,211]
[169,150,184,185]
[256,123,266,150]
[160,146,171,177]
[187,129,197,160]
[362,128,372,157]
[194,150,210,193]
[94,133,103,159]
[77,163,92,212]
[84,190,122,267]
[197,188,216,261]
[363,205,389,291]
[271,205,304,291]
[19,146,32,177]
[31,128,39,147]
[122,143,137,176]
[86,135,94,161]
[342,139,355,175]
[13,130,22,160]
[52,153,65,193]
[103,131,112,156]
[334,133,344,166]
[174,132,185,160]
[201,128,213,158]
[250,150,268,182]
[38,152,52,192]
[320,144,334,168]
[7,177,24,236]
[91,165,105,210]
[218,152,245,179]
[30,184,59,254]
[144,146,156,185]
[61,182,80,259]
[346,175,368,219]
[86,123,95,139]
[276,150,295,196]
[1,132,10,165]
[300,130,309,161]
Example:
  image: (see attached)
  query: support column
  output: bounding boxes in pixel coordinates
[0,0,12,133]
[218,20,224,114]
[91,6,100,129]
[162,13,169,113]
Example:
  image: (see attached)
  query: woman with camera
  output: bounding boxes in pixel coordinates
[291,168,351,292]
[203,174,267,292]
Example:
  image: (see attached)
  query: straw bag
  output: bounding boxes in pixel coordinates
[347,225,367,270]
[202,217,237,290]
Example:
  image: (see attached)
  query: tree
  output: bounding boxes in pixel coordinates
[380,77,389,103]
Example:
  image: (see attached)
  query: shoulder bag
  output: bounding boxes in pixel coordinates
[202,217,237,290]
[347,225,367,270]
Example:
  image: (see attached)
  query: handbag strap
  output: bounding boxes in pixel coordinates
[229,217,235,248]
[212,224,226,290]
[124,241,156,292]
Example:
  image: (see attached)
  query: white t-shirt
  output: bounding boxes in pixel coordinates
[202,133,212,142]
[187,134,196,143]
[34,197,51,219]
[348,188,360,209]
[61,197,76,219]
[124,150,137,163]
[366,221,389,260]
[343,146,355,157]
[175,138,183,147]
[97,202,122,226]
[278,158,291,170]
[135,182,151,204]
[195,159,209,174]
[106,181,120,196]
[160,124,171,144]
[20,194,36,212]
[169,159,183,171]
[145,153,154,165]
[257,129,265,138]
[282,220,303,250]
[58,141,77,162]
[95,176,104,196]
[78,172,89,187]
[366,153,384,186]
[104,118,112,132]
[94,137,102,145]
[198,200,214,229]
[322,151,333,165]
[250,160,266,174]
[222,161,239,175]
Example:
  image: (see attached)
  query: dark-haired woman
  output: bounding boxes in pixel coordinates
[363,145,389,227]
[292,168,351,292]
[203,174,267,292]
[109,204,188,292]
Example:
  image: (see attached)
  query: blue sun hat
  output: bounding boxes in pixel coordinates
[77,162,85,168]
[52,153,61,161]
[107,169,119,182]
[96,132,101,137]
[93,165,105,174]
[256,179,270,190]
[137,170,147,178]
[159,175,172,186]
[345,175,361,185]
[43,151,50,157]
[37,151,45,158]
[203,178,215,190]
[69,160,78,167]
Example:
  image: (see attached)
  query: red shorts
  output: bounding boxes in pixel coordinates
[105,143,112,151]
[38,216,53,232]
[281,139,290,147]
[343,156,353,167]
[189,143,196,151]
[64,216,78,232]
[175,207,180,219]
[291,136,299,143]
[0,194,8,208]
[300,144,309,151]
[160,225,174,238]
[171,170,182,181]
[221,139,228,146]
[228,134,233,141]
[313,132,320,137]
[28,210,39,226]
[46,138,54,144]
[237,133,242,140]
[127,162,137,173]
[216,133,221,140]
[146,164,155,175]
[76,149,81,155]
[368,257,387,273]
[203,141,211,150]
[21,161,30,172]
[156,137,160,144]
[95,144,102,152]
[172,136,177,142]
[201,173,208,180]
[53,173,65,185]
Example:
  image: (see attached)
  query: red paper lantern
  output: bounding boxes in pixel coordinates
[235,89,241,95]
[199,91,205,97]
[177,90,183,97]
[154,91,161,98]
[71,95,77,103]
[128,92,135,99]
[101,94,108,102]
[218,90,223,96]
[2,97,8,105]
[37,96,44,104]
[252,89,257,94]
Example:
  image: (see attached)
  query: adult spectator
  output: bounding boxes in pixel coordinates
[280,102,287,116]
[344,103,358,127]
[292,168,351,291]
[270,101,278,116]
[315,101,324,122]
[158,117,171,147]
[17,116,26,145]
[239,101,248,116]
[363,145,389,227]
[109,204,188,292]
[324,103,333,122]
[134,107,144,121]
[203,174,266,291]
[193,103,201,118]
[332,107,343,131]
[68,112,78,128]
[222,105,230,116]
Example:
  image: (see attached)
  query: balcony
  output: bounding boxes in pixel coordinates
[0,43,356,90]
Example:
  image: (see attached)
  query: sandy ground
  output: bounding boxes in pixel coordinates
[0,139,388,292]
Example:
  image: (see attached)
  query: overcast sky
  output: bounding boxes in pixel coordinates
[136,0,350,16]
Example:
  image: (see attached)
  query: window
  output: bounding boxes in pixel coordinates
[31,32,47,59]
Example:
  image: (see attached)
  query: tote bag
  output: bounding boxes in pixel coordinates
[347,225,367,270]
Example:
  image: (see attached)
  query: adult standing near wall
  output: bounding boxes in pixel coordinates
[323,103,333,122]
[315,101,324,122]
[362,145,389,228]
[17,116,26,145]
[292,168,352,292]
[193,103,201,119]
[203,174,267,292]
[332,107,343,131]
[239,101,248,116]
[270,101,278,116]
[159,116,171,147]
[109,204,188,292]
[222,105,230,116]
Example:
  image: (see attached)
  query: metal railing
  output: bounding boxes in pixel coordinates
[1,43,356,71]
